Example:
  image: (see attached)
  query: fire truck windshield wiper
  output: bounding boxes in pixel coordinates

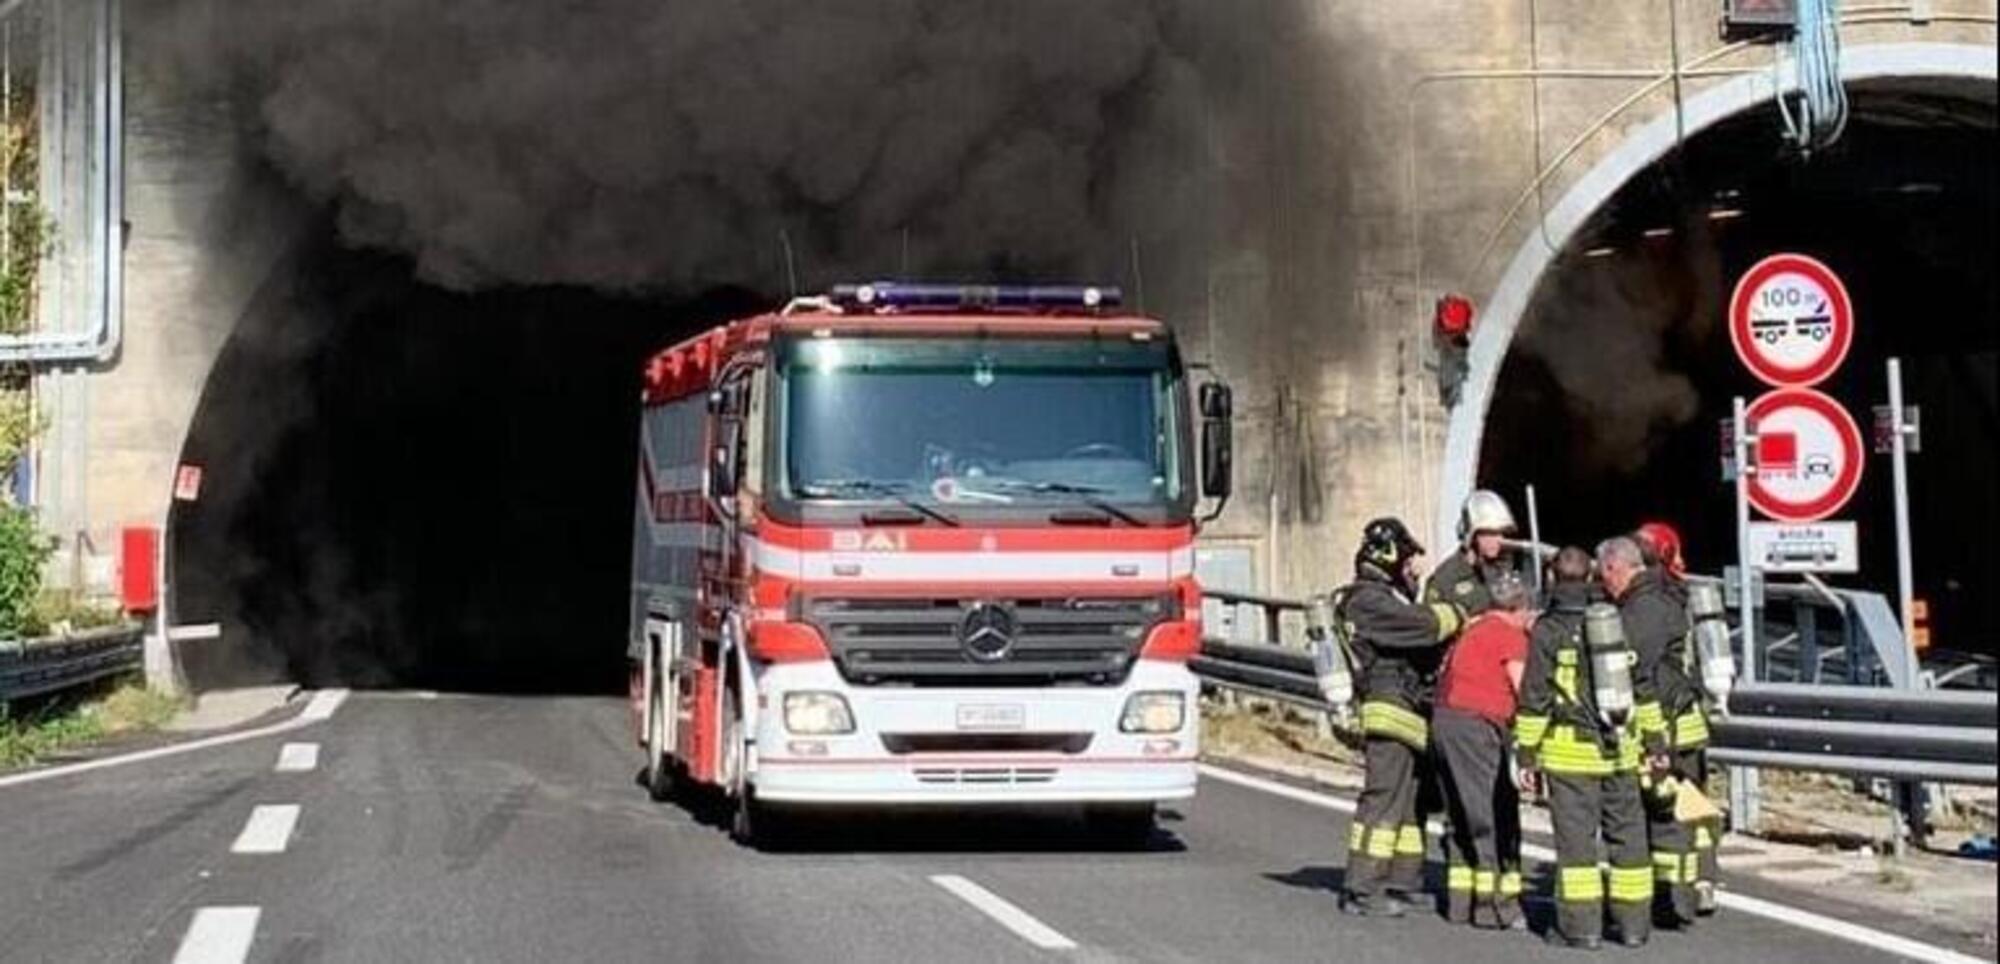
[796,479,961,527]
[981,479,1147,527]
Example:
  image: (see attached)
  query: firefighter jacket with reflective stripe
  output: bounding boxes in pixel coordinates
[1423,551,1523,622]
[1514,583,1662,775]
[1341,564,1463,746]
[1618,569,1707,750]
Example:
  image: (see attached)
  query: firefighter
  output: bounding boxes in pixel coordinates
[1631,521,1720,917]
[1634,521,1690,602]
[1515,547,1663,949]
[1414,489,1524,899]
[1434,570,1532,930]
[1338,517,1465,919]
[1425,489,1527,618]
[1597,535,1707,928]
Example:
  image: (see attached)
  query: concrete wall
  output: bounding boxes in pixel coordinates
[29,0,1997,607]
[37,0,310,591]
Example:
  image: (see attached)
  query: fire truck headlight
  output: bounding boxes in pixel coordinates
[1120,691,1185,734]
[783,692,856,735]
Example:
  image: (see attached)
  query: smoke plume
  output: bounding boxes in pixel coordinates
[157,0,1215,293]
[1515,223,1723,475]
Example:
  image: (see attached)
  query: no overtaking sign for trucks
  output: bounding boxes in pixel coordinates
[1747,387,1865,523]
[1729,253,1854,388]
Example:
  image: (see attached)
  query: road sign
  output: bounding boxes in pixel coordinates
[1747,520,1859,573]
[173,464,204,502]
[1729,253,1854,388]
[1747,388,1865,522]
[1872,404,1922,454]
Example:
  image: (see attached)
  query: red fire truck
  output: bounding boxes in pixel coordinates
[627,282,1233,845]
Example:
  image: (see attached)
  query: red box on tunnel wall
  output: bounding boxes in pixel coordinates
[120,526,159,613]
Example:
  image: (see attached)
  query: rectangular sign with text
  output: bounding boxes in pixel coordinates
[1747,521,1859,573]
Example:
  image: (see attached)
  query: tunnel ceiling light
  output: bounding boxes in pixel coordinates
[1583,246,1617,259]
[1707,208,1746,221]
[1642,227,1675,239]
[1897,182,1943,195]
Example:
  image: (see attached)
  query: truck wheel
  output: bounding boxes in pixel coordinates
[721,684,758,844]
[644,678,678,802]
[1085,804,1158,849]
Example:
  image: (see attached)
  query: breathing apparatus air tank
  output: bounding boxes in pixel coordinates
[1687,581,1736,714]
[1305,593,1355,725]
[1583,603,1636,728]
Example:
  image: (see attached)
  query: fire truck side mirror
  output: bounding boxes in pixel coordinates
[710,422,742,498]
[1199,382,1233,504]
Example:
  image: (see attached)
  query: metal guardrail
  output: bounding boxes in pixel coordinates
[0,624,145,704]
[1192,591,1998,787]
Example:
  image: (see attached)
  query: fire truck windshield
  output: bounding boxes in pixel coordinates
[774,336,1190,524]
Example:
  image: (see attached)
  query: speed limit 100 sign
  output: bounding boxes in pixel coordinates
[1729,253,1854,388]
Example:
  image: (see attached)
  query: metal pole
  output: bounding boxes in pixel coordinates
[1888,359,1917,687]
[1731,396,1761,830]
[1887,357,1920,856]
[1525,483,1544,601]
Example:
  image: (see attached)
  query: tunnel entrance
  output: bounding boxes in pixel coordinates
[1479,80,1997,656]
[169,237,769,693]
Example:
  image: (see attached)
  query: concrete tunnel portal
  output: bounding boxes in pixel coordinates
[153,48,1996,694]
[1469,62,1997,658]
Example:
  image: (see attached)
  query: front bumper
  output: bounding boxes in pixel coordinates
[749,659,1199,806]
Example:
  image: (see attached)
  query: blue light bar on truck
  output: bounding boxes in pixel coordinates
[828,282,1123,313]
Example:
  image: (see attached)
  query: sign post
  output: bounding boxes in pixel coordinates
[1886,359,1917,691]
[1731,396,1761,829]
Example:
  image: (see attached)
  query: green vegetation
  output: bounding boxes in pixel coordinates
[0,681,185,769]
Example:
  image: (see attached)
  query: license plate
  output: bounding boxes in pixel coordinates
[955,703,1026,731]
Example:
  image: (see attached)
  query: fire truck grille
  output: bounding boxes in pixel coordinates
[804,595,1171,686]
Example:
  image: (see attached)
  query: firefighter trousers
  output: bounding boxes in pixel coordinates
[1346,734,1426,900]
[1548,767,1653,943]
[1433,708,1522,928]
[1647,745,1716,923]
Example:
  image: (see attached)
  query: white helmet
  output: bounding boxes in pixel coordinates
[1458,489,1518,544]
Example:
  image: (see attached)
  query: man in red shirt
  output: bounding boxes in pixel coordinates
[1434,570,1533,930]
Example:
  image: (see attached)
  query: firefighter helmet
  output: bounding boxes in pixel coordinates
[1635,520,1686,578]
[1359,517,1425,573]
[1457,489,1519,544]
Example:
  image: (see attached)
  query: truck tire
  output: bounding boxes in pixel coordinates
[643,676,678,802]
[1085,804,1158,849]
[721,685,758,844]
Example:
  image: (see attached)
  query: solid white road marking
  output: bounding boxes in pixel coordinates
[230,804,301,855]
[1197,763,1986,964]
[171,906,260,964]
[931,874,1079,951]
[274,743,320,773]
[0,689,350,790]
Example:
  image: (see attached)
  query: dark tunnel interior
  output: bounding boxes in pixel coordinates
[1481,85,1998,655]
[170,236,772,694]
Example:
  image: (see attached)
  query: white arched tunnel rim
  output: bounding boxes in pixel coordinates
[1434,42,1999,551]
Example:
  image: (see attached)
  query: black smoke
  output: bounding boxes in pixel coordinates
[155,0,1221,293]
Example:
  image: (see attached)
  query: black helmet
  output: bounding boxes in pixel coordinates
[1358,517,1425,573]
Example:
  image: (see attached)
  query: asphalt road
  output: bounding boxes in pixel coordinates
[0,693,1975,963]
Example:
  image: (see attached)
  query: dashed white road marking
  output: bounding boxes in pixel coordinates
[0,689,351,790]
[230,804,301,855]
[931,874,1078,951]
[274,742,320,773]
[300,688,350,721]
[1197,762,1986,964]
[171,906,260,964]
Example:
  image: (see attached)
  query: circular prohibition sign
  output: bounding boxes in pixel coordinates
[1746,387,1866,523]
[1728,253,1855,388]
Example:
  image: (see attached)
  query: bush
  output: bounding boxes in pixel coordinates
[0,503,53,639]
